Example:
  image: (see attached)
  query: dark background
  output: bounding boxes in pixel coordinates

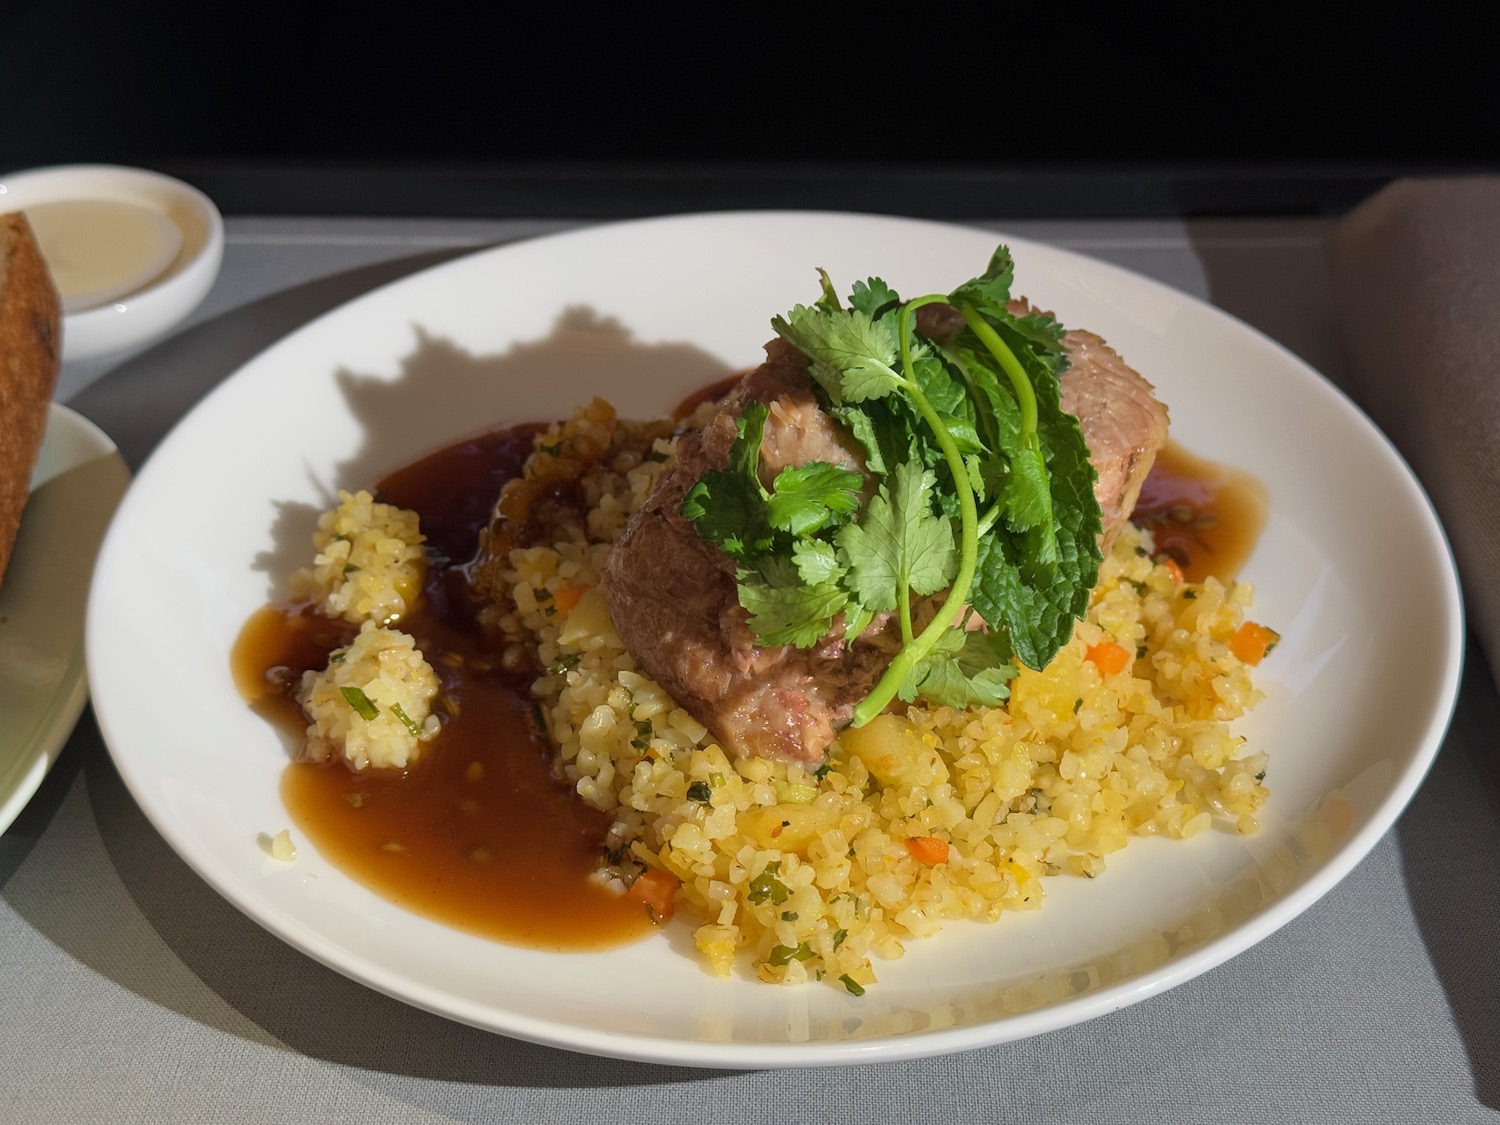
[3,2,1495,217]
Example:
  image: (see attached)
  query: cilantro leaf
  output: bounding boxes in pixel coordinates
[848,277,901,321]
[680,472,773,559]
[737,556,847,649]
[771,305,903,404]
[815,268,842,312]
[837,461,956,613]
[680,244,1105,720]
[766,462,863,537]
[747,861,790,905]
[830,398,924,479]
[898,628,1018,709]
[840,602,876,644]
[680,401,774,558]
[949,244,1016,313]
[791,538,842,585]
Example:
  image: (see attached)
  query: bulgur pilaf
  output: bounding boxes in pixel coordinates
[484,399,1270,990]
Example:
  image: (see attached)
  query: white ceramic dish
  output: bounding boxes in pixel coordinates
[0,405,130,834]
[86,212,1463,1067]
[0,164,224,361]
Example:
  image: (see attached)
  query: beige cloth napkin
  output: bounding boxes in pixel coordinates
[1325,177,1500,687]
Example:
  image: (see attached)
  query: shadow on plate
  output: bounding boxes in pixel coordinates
[30,281,743,1088]
[253,305,730,598]
[66,245,484,473]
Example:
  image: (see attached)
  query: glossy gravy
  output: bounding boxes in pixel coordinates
[1133,441,1268,583]
[231,426,652,951]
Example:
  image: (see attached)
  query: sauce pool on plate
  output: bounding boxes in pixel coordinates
[1133,441,1268,583]
[231,426,653,951]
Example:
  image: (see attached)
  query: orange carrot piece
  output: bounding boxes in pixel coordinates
[628,868,680,923]
[1160,557,1185,584]
[552,583,590,616]
[1085,641,1132,676]
[905,836,950,865]
[1230,621,1281,665]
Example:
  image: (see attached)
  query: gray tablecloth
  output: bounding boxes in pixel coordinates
[4,214,1496,1124]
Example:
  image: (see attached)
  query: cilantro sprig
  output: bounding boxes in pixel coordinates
[681,246,1102,724]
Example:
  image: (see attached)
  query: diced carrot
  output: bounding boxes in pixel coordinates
[627,868,680,924]
[1159,557,1185,584]
[1085,641,1132,676]
[1230,621,1281,665]
[905,836,950,865]
[552,583,590,616]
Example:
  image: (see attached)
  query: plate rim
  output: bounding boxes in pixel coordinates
[84,209,1466,1067]
[0,403,129,835]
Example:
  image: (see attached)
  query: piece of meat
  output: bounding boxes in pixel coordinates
[601,339,887,765]
[1057,327,1170,551]
[602,310,1168,765]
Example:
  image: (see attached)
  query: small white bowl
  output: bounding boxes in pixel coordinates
[0,164,224,362]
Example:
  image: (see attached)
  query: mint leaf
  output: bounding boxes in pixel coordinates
[1003,446,1054,535]
[912,354,970,424]
[946,342,1022,457]
[970,406,1101,670]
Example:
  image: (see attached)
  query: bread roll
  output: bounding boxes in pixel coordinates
[0,212,63,587]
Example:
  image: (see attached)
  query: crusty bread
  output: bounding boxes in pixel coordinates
[0,212,63,587]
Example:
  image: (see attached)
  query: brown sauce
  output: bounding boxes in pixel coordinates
[1132,440,1268,583]
[231,426,652,951]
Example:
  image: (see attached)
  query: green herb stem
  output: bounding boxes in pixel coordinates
[851,298,981,727]
[941,344,1002,460]
[340,686,380,721]
[976,500,1003,539]
[958,304,1039,446]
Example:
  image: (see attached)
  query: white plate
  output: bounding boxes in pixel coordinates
[85,212,1463,1067]
[1,405,130,833]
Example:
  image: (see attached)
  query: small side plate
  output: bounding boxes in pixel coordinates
[0,404,131,833]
